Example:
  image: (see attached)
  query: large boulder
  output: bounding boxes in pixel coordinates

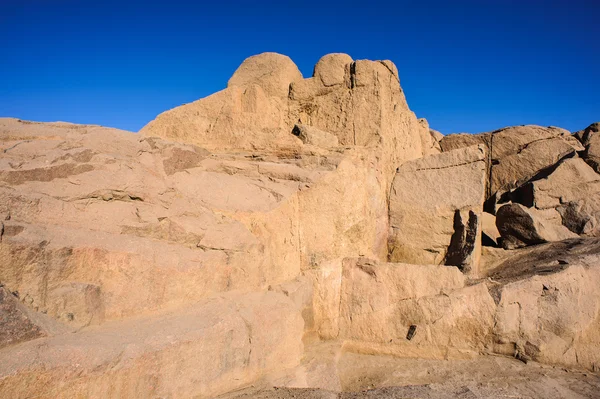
[440,125,580,200]
[312,53,353,87]
[388,145,486,274]
[496,203,577,249]
[575,122,600,172]
[486,239,600,371]
[509,158,600,237]
[227,52,304,98]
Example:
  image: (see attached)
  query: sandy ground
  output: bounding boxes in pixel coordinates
[223,343,600,399]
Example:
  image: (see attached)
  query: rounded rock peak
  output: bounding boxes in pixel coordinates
[313,53,353,87]
[227,52,303,98]
[379,60,400,81]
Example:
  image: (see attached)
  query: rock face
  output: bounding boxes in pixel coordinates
[339,258,496,359]
[141,52,437,186]
[292,124,339,148]
[388,145,486,274]
[496,203,577,249]
[575,122,600,172]
[1,287,45,348]
[440,125,579,199]
[487,238,600,371]
[227,52,304,98]
[0,291,303,398]
[2,52,600,397]
[440,124,600,249]
[506,158,600,238]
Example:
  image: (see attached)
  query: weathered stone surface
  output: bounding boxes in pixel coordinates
[338,258,495,359]
[142,53,434,192]
[227,351,600,399]
[490,136,576,195]
[496,203,577,249]
[227,52,304,98]
[389,145,486,274]
[481,211,500,246]
[510,158,600,236]
[418,118,441,155]
[429,128,444,142]
[3,51,600,395]
[0,291,304,398]
[486,239,600,371]
[441,125,580,199]
[0,118,392,334]
[575,122,600,172]
[313,53,353,87]
[292,124,339,148]
[439,132,490,153]
[0,286,45,348]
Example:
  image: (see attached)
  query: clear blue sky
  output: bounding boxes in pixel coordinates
[1,0,598,134]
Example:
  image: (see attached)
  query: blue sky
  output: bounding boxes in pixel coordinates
[1,0,598,134]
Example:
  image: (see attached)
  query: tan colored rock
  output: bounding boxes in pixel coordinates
[496,203,577,249]
[510,158,600,236]
[1,286,45,348]
[139,84,300,152]
[493,257,600,370]
[440,125,580,199]
[490,136,576,195]
[439,132,490,153]
[429,128,444,142]
[575,122,600,173]
[418,118,441,155]
[0,114,391,345]
[338,258,495,359]
[292,124,339,148]
[0,291,304,399]
[388,145,486,274]
[313,53,353,87]
[142,53,432,195]
[227,52,303,98]
[481,211,500,246]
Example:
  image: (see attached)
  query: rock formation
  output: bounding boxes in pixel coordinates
[1,53,599,398]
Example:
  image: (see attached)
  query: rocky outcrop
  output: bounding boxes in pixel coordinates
[292,124,339,148]
[0,291,303,398]
[575,122,600,172]
[440,125,580,200]
[388,145,486,274]
[496,203,577,249]
[338,258,495,359]
[227,52,303,98]
[486,238,600,371]
[335,239,600,371]
[1,286,52,348]
[506,158,600,238]
[2,51,600,397]
[141,52,436,188]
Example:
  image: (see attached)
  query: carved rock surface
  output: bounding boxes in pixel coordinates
[292,124,339,148]
[0,291,303,398]
[338,258,495,359]
[388,145,486,274]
